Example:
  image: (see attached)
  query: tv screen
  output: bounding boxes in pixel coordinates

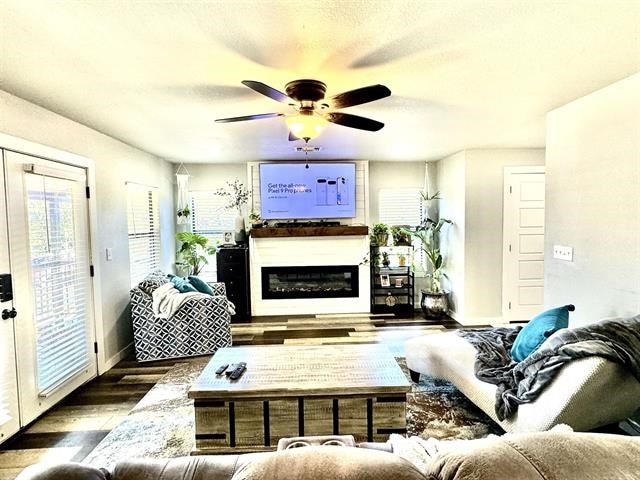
[259,163,356,220]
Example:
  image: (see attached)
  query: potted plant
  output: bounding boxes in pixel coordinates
[249,209,262,229]
[381,251,390,267]
[391,225,411,246]
[406,191,453,318]
[215,179,250,242]
[371,223,389,246]
[175,232,217,276]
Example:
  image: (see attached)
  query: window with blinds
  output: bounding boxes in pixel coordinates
[127,184,160,286]
[378,188,425,271]
[25,171,92,395]
[189,191,235,280]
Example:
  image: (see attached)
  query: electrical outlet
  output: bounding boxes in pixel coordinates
[106,247,113,261]
[553,245,573,261]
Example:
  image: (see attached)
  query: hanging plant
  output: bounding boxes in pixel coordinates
[176,206,191,218]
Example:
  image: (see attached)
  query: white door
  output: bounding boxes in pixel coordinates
[5,151,97,425]
[0,151,21,442]
[502,166,545,321]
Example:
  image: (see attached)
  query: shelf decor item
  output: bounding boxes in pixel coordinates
[215,178,250,243]
[391,225,411,246]
[371,223,389,246]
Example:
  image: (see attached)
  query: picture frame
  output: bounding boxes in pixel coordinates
[222,231,235,245]
[380,274,390,287]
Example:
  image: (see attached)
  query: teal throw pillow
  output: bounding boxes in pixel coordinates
[188,276,214,295]
[510,304,575,362]
[169,275,198,293]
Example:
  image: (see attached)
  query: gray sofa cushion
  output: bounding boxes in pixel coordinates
[17,463,109,480]
[426,432,640,480]
[233,446,424,480]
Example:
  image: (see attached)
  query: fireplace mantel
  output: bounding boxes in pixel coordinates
[250,225,368,238]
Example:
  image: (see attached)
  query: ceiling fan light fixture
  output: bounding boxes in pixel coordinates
[285,111,328,140]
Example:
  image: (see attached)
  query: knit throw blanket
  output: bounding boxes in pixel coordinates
[458,315,640,420]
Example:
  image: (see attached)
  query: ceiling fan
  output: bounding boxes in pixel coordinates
[215,79,391,142]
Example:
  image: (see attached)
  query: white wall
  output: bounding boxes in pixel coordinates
[182,163,248,192]
[545,73,640,326]
[0,91,175,370]
[437,151,466,319]
[437,149,545,324]
[464,149,544,319]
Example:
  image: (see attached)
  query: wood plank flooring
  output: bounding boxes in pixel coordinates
[0,313,458,478]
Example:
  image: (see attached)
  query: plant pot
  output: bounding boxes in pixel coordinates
[420,289,449,319]
[373,233,388,246]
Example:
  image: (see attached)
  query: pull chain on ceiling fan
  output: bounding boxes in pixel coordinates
[215,79,391,142]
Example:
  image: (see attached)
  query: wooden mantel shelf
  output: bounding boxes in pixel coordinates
[250,225,368,238]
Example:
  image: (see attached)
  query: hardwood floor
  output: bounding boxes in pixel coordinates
[0,313,458,478]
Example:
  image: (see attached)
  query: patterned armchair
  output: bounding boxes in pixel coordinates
[130,271,232,362]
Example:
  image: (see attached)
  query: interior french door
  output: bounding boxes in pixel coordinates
[0,151,21,442]
[4,151,97,425]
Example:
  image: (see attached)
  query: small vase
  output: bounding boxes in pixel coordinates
[420,289,449,319]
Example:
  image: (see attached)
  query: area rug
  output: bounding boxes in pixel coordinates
[84,356,501,469]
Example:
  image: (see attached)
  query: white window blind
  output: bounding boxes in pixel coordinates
[378,189,423,226]
[127,183,160,286]
[378,188,425,271]
[189,191,235,280]
[25,171,92,395]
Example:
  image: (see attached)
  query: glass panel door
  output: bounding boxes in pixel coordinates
[5,151,96,424]
[0,150,20,443]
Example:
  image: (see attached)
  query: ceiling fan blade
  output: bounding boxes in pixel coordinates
[325,112,384,131]
[215,113,283,123]
[326,84,391,109]
[288,132,298,141]
[242,80,292,103]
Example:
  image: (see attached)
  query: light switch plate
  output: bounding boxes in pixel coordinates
[553,245,573,261]
[106,247,113,261]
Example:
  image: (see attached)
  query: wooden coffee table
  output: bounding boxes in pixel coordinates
[188,344,410,453]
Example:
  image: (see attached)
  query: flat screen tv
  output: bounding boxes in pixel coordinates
[259,162,356,220]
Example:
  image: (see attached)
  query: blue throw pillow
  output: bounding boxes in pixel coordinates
[188,276,214,295]
[169,275,198,293]
[510,304,575,362]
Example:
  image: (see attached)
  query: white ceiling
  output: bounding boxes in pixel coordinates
[1,0,639,163]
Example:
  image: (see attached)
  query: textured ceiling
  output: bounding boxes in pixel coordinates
[1,0,639,163]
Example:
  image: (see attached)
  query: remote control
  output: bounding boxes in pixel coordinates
[225,363,239,376]
[228,362,246,380]
[215,364,229,375]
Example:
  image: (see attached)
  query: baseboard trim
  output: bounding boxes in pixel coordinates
[100,343,134,374]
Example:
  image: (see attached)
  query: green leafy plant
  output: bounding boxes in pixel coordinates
[407,218,452,293]
[390,225,411,245]
[176,205,190,218]
[403,190,452,293]
[175,232,217,276]
[381,251,390,267]
[249,209,262,225]
[214,178,250,214]
[371,223,389,245]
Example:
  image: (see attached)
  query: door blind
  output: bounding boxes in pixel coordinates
[25,172,92,395]
[189,191,235,280]
[127,183,160,286]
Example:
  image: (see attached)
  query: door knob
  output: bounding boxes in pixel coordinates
[1,308,16,320]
